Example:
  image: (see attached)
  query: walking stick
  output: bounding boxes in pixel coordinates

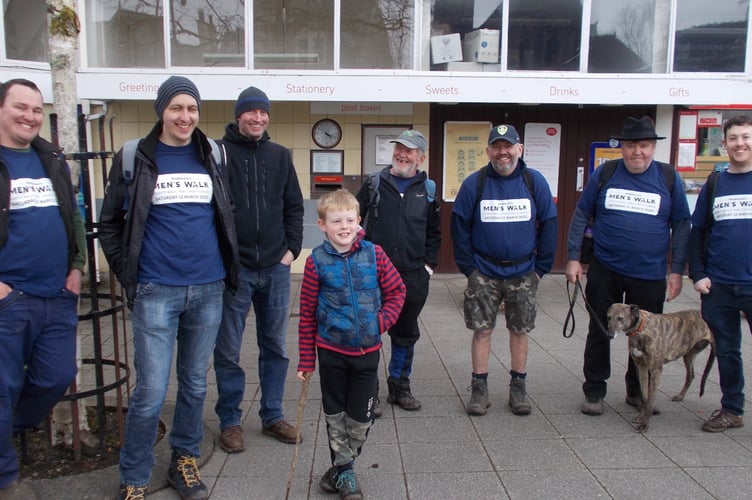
[285,371,311,500]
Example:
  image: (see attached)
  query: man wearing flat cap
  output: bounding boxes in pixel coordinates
[452,124,558,417]
[212,86,304,451]
[99,75,239,500]
[565,116,690,416]
[356,129,441,416]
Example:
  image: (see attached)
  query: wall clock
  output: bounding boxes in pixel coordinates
[312,118,342,149]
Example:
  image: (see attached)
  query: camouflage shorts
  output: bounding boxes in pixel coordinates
[463,269,538,332]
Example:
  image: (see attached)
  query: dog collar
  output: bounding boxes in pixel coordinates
[627,311,647,337]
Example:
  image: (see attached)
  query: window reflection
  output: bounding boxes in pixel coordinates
[589,0,669,73]
[254,0,333,70]
[429,0,501,70]
[341,0,414,69]
[170,0,244,67]
[674,0,748,72]
[5,0,47,62]
[86,0,165,68]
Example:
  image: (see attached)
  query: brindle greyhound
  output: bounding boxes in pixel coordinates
[606,303,715,432]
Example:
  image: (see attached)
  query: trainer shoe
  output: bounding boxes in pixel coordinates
[262,419,301,444]
[219,425,244,453]
[117,484,147,500]
[167,451,208,500]
[625,395,660,414]
[335,469,363,500]
[319,466,339,493]
[466,378,490,416]
[508,378,531,415]
[0,479,37,500]
[580,396,604,415]
[702,409,744,433]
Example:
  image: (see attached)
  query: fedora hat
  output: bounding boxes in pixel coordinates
[611,116,665,141]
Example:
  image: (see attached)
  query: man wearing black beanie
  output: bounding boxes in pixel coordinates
[100,75,239,500]
[213,86,304,451]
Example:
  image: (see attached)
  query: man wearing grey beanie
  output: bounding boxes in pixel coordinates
[213,86,304,451]
[99,75,239,500]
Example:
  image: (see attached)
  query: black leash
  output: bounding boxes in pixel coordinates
[563,278,608,338]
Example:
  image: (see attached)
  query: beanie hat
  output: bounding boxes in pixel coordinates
[154,76,201,118]
[234,86,271,118]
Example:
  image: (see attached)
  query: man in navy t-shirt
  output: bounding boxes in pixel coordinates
[452,124,558,417]
[565,116,690,416]
[99,76,238,500]
[690,114,752,432]
[0,78,86,498]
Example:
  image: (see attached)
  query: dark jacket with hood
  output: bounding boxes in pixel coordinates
[98,122,239,308]
[0,136,86,273]
[356,166,441,272]
[219,124,304,270]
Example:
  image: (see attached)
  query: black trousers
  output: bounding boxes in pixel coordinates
[318,347,379,423]
[582,257,667,399]
[388,267,430,348]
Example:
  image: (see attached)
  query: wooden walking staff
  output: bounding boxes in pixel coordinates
[285,371,312,500]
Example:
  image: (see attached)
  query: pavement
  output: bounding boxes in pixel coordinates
[29,273,752,499]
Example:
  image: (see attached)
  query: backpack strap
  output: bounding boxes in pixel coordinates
[472,165,536,218]
[425,178,436,203]
[208,138,224,172]
[121,139,141,184]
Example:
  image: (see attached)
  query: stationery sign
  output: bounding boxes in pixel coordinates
[523,123,561,202]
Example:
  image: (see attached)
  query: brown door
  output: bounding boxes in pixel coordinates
[428,103,656,273]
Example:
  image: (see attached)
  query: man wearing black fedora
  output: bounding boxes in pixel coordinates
[564,116,691,416]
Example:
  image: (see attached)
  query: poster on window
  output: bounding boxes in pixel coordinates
[523,123,561,202]
[442,121,491,201]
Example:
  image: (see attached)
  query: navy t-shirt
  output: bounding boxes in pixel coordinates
[692,170,752,285]
[0,147,68,296]
[137,142,225,286]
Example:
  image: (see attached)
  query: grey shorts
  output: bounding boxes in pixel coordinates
[463,269,539,333]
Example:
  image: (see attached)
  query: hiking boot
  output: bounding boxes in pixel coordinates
[386,377,422,411]
[219,425,244,453]
[0,479,37,500]
[625,395,660,415]
[262,419,301,444]
[466,378,490,416]
[581,396,603,415]
[335,469,363,500]
[702,409,744,433]
[319,466,339,493]
[167,451,208,500]
[372,397,382,418]
[117,484,147,500]
[508,378,531,415]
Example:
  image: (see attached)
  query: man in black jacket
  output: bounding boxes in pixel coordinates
[213,86,304,452]
[356,129,441,414]
[0,78,86,500]
[99,76,239,500]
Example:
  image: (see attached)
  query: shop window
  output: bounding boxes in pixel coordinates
[170,0,244,67]
[4,0,47,62]
[86,0,165,68]
[341,0,414,69]
[673,0,748,72]
[507,0,582,71]
[588,0,670,73]
[429,0,502,71]
[254,0,333,70]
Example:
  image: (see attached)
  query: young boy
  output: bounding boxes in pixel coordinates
[297,189,405,500]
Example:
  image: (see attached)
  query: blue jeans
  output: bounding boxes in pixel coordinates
[214,264,291,429]
[0,290,78,488]
[701,283,752,416]
[119,280,224,487]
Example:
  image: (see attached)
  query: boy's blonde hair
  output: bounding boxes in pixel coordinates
[316,189,360,219]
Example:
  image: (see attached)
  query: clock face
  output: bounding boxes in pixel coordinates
[312,119,342,149]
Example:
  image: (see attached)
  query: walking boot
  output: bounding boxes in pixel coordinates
[466,378,490,415]
[386,376,422,411]
[508,378,531,415]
